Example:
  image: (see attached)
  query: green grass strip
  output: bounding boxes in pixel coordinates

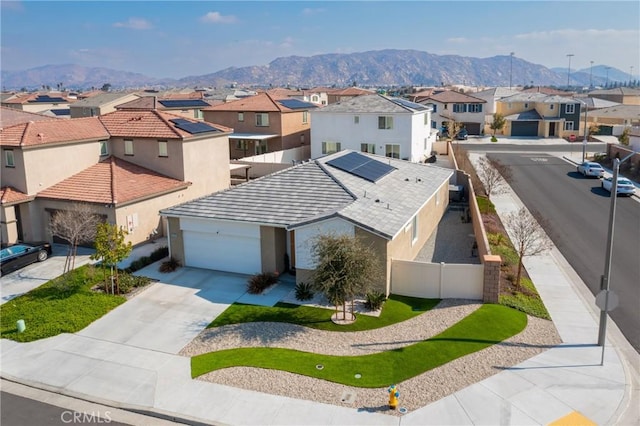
[0,265,126,342]
[192,304,526,387]
[208,294,440,332]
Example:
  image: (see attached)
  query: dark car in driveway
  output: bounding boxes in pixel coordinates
[0,242,52,275]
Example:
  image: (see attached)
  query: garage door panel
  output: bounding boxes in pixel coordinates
[512,121,538,137]
[183,231,260,275]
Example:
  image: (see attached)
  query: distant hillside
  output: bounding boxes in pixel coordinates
[2,50,628,90]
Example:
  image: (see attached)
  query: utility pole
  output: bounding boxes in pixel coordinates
[589,61,594,88]
[605,67,611,87]
[566,54,574,88]
[509,52,515,89]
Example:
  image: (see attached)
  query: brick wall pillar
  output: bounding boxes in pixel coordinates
[483,254,502,303]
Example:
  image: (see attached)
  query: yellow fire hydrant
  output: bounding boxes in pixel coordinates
[388,384,399,410]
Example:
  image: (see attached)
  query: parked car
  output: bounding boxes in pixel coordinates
[0,242,52,275]
[456,128,468,140]
[577,161,605,178]
[601,177,637,196]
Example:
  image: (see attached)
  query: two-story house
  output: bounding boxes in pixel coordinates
[2,93,73,117]
[471,87,520,131]
[310,94,437,162]
[495,93,583,138]
[201,92,317,159]
[0,109,232,246]
[420,91,487,136]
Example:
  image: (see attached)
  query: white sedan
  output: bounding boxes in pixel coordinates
[601,176,636,196]
[577,161,604,178]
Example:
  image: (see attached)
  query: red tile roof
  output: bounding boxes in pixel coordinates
[0,106,58,127]
[0,186,33,205]
[115,97,156,110]
[328,87,375,96]
[37,156,190,205]
[423,90,486,103]
[161,92,204,100]
[203,92,292,112]
[0,117,109,147]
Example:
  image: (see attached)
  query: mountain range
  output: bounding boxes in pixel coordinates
[1,49,630,91]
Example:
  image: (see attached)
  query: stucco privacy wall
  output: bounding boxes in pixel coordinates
[390,260,484,299]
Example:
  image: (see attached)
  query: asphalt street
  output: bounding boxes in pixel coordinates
[488,152,640,352]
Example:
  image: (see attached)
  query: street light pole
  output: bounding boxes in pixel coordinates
[589,61,594,88]
[581,100,588,162]
[598,152,636,348]
[509,52,515,89]
[605,67,611,87]
[566,54,574,88]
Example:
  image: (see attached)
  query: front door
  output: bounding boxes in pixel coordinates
[549,122,556,137]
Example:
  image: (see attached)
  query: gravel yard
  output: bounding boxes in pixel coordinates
[180,299,562,415]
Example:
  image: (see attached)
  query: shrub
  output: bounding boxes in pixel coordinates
[159,257,181,273]
[118,273,151,294]
[149,246,169,262]
[294,282,314,301]
[491,136,498,142]
[247,272,278,294]
[364,291,386,311]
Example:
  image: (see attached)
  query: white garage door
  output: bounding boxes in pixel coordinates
[183,229,261,275]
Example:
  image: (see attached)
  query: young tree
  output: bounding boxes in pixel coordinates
[618,127,630,146]
[311,234,381,321]
[505,207,552,290]
[91,223,132,295]
[476,156,512,200]
[49,203,101,275]
[490,113,506,137]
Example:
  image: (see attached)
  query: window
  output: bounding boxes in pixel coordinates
[195,110,203,119]
[468,103,483,113]
[322,141,341,154]
[354,116,360,124]
[255,140,268,155]
[312,95,319,102]
[4,150,15,167]
[360,143,375,154]
[238,112,244,122]
[453,104,467,113]
[158,140,168,157]
[524,103,529,109]
[385,144,400,159]
[411,215,418,244]
[255,113,269,127]
[236,140,249,151]
[99,140,108,156]
[431,104,437,113]
[564,122,574,131]
[550,104,555,110]
[124,139,134,156]
[378,116,393,129]
[302,111,308,124]
[431,120,437,129]
[565,104,575,114]
[444,104,448,110]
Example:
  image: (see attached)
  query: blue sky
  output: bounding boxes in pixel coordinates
[2,1,639,79]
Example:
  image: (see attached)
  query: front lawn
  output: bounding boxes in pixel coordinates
[0,265,126,342]
[192,304,526,387]
[208,294,440,332]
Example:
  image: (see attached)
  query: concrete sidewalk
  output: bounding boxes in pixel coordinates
[1,195,638,424]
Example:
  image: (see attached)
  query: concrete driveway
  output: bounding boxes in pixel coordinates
[76,264,294,354]
[0,244,95,305]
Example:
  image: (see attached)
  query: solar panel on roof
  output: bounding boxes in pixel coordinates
[326,152,396,182]
[277,99,317,110]
[169,118,220,134]
[158,99,209,108]
[392,98,428,111]
[30,95,66,103]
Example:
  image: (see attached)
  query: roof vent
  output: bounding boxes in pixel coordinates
[375,199,380,203]
[405,178,409,181]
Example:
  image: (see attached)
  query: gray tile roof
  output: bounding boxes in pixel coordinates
[313,94,425,114]
[506,109,543,121]
[70,93,137,108]
[161,150,453,240]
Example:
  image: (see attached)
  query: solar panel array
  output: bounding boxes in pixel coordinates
[277,99,317,110]
[158,99,210,108]
[326,152,396,182]
[169,118,220,134]
[30,95,66,103]
[391,98,428,111]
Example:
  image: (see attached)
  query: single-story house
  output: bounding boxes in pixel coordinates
[161,150,453,295]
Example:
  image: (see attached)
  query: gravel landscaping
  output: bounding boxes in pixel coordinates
[180,299,562,415]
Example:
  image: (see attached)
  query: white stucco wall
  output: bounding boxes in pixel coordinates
[294,217,355,269]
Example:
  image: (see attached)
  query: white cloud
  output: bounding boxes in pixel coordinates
[200,12,237,24]
[280,37,294,49]
[302,8,325,16]
[113,18,153,30]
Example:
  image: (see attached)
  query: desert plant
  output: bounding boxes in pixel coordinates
[364,291,386,311]
[294,282,314,301]
[247,272,278,294]
[491,136,498,142]
[159,257,181,273]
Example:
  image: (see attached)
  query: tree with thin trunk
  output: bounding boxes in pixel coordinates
[91,223,132,295]
[476,156,512,200]
[490,113,506,137]
[505,207,552,290]
[49,203,101,275]
[311,234,381,321]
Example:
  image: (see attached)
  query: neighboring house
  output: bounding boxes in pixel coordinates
[266,87,330,106]
[0,106,58,127]
[586,104,640,135]
[588,87,640,105]
[472,87,520,126]
[311,94,437,162]
[1,93,72,114]
[520,87,575,96]
[629,126,640,152]
[420,91,487,135]
[202,92,317,159]
[116,95,212,120]
[0,110,232,246]
[69,92,140,118]
[327,87,375,104]
[160,150,453,295]
[495,93,583,138]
